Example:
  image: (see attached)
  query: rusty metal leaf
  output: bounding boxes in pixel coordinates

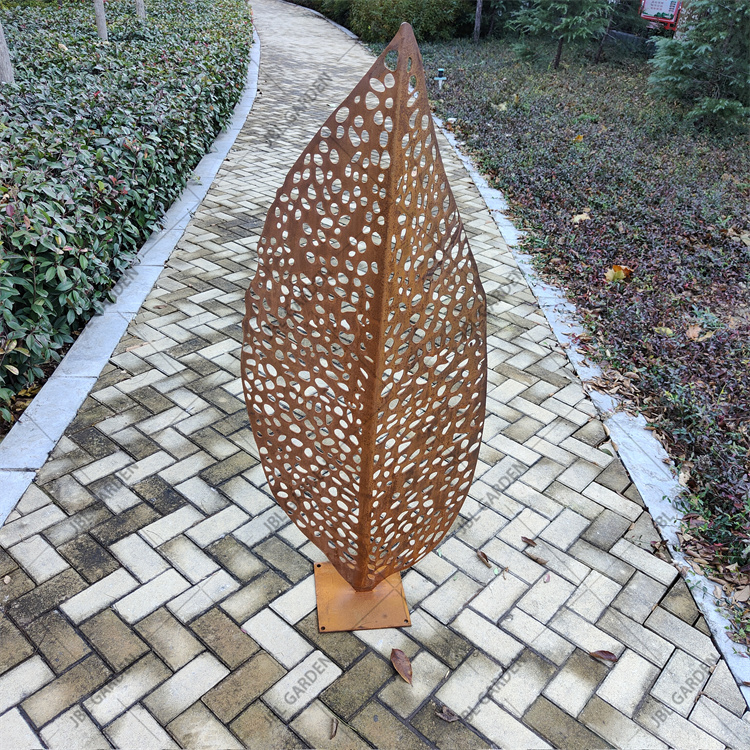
[242,23,487,592]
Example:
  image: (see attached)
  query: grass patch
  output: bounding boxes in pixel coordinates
[0,0,252,422]
[420,38,750,637]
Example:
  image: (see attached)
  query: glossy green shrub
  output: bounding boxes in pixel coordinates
[349,0,471,43]
[0,0,252,421]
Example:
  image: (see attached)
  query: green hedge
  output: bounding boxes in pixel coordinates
[350,0,472,42]
[286,0,472,42]
[0,0,252,422]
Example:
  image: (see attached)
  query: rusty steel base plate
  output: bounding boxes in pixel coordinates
[313,562,411,633]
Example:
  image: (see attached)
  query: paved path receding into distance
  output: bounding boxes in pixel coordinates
[0,0,748,747]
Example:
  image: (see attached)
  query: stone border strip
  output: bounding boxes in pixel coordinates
[434,115,750,707]
[0,29,262,525]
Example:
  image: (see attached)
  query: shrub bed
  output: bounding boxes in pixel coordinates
[0,0,252,422]
[421,40,750,640]
[286,0,473,42]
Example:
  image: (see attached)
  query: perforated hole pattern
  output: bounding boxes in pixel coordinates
[242,23,487,591]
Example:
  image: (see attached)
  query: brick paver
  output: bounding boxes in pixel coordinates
[0,0,747,747]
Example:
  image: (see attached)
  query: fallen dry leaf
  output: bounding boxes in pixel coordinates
[734,585,750,603]
[436,705,460,723]
[521,536,537,547]
[330,718,338,740]
[391,648,413,685]
[605,265,633,283]
[571,211,591,224]
[686,325,702,340]
[477,550,492,568]
[589,650,618,662]
[525,552,548,566]
[573,134,584,142]
[726,226,750,246]
[697,331,714,342]
[653,326,674,337]
[125,341,148,352]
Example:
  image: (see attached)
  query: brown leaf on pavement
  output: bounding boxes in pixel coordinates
[477,550,492,568]
[521,536,537,547]
[589,650,618,662]
[436,705,460,723]
[391,648,413,685]
[525,552,548,566]
[330,718,338,739]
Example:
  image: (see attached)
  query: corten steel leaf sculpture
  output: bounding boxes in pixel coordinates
[242,23,487,630]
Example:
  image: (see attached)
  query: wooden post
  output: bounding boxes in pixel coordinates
[0,20,14,84]
[135,0,146,21]
[93,0,108,41]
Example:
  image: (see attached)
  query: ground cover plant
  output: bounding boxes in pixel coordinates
[0,0,252,424]
[420,39,750,641]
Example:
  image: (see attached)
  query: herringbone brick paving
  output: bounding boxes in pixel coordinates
[0,0,747,747]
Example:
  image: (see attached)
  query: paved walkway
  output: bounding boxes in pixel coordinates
[1,1,748,748]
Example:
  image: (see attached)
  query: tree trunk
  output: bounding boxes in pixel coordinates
[594,18,613,63]
[674,0,691,39]
[552,36,564,69]
[135,0,146,20]
[473,0,483,43]
[93,0,108,41]
[0,21,14,84]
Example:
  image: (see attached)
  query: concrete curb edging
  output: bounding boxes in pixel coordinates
[434,116,750,707]
[0,28,262,525]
